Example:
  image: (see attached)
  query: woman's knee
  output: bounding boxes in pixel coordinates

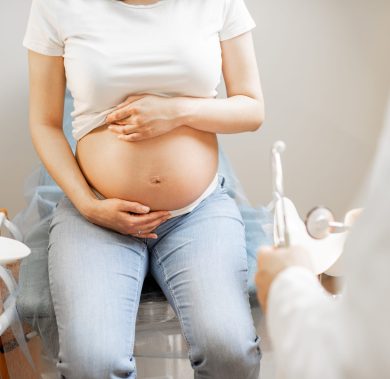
[58,341,136,379]
[190,323,261,378]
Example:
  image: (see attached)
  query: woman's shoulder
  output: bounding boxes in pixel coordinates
[29,0,75,16]
[184,0,226,18]
[31,0,114,25]
[31,0,97,14]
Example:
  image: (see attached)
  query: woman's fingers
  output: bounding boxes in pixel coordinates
[117,200,170,221]
[135,231,158,239]
[118,200,150,214]
[127,212,171,238]
[129,216,170,239]
[117,133,144,142]
[106,99,141,122]
[107,123,139,134]
[112,199,171,236]
[110,118,134,126]
[129,211,171,227]
[137,215,170,232]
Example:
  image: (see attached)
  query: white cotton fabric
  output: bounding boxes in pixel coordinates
[22,0,256,141]
[267,98,390,379]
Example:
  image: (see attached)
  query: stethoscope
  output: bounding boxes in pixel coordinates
[271,141,351,247]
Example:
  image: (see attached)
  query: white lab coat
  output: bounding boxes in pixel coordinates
[267,105,390,379]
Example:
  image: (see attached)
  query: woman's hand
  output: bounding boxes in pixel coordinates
[255,245,314,311]
[105,94,185,142]
[83,197,171,238]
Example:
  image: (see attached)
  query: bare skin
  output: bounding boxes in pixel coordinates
[75,123,218,211]
[256,246,315,311]
[27,30,264,238]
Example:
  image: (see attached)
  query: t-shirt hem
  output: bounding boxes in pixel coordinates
[22,39,64,57]
[72,128,92,142]
[219,21,256,42]
[72,124,103,141]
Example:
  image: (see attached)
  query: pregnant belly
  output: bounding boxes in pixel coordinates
[75,124,219,211]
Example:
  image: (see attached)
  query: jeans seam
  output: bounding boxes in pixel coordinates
[47,221,59,367]
[151,245,194,364]
[129,242,148,354]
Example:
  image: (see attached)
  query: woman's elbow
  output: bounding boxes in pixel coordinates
[250,101,265,132]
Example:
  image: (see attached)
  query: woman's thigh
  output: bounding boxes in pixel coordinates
[149,186,260,376]
[48,195,148,378]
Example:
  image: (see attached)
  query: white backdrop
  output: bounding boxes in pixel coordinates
[1,0,389,219]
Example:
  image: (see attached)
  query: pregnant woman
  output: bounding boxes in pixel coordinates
[23,0,264,378]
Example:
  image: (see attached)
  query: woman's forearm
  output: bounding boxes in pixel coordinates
[175,95,264,134]
[30,124,97,216]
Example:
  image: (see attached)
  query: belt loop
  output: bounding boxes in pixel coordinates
[220,175,226,187]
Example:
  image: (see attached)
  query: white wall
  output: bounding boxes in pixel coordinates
[219,0,390,219]
[1,1,37,218]
[1,0,389,219]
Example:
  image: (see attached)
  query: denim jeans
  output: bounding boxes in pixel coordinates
[48,174,261,379]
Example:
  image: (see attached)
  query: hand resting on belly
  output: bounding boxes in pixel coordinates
[76,123,218,211]
[75,94,218,237]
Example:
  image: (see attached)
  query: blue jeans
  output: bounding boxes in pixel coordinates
[48,174,261,379]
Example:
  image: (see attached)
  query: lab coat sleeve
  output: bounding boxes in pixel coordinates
[267,266,346,379]
[267,102,390,379]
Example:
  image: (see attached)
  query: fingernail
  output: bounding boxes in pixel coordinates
[141,207,150,213]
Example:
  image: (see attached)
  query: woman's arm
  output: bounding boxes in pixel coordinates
[177,31,264,134]
[106,31,264,140]
[27,51,170,237]
[27,50,97,215]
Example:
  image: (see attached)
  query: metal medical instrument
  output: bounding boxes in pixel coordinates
[271,141,290,248]
[271,141,351,246]
[305,206,351,240]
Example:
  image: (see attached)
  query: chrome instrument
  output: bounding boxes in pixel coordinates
[271,141,290,247]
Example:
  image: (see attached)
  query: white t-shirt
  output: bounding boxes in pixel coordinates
[23,0,256,141]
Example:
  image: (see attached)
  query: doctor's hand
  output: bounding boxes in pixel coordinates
[83,197,171,238]
[255,245,314,311]
[104,94,185,142]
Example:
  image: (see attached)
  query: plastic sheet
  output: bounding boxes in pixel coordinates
[12,89,274,363]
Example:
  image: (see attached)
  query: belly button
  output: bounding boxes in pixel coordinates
[150,176,163,185]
